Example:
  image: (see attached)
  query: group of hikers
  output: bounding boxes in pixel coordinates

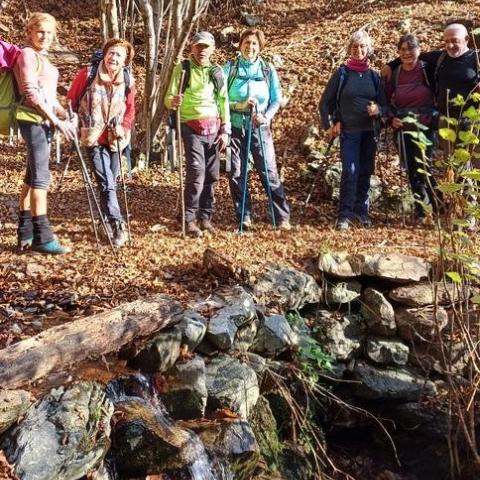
[3,12,479,255]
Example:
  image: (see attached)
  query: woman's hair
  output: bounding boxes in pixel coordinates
[102,38,135,65]
[397,33,420,50]
[347,29,373,57]
[239,28,265,51]
[26,12,57,41]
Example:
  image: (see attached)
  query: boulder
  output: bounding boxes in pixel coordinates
[325,280,362,304]
[360,288,396,336]
[128,327,182,373]
[365,337,409,366]
[0,389,32,435]
[351,361,436,400]
[396,306,449,342]
[252,314,298,357]
[2,382,113,480]
[318,252,361,278]
[314,311,365,361]
[389,282,458,306]
[243,353,267,384]
[207,288,257,350]
[162,355,208,420]
[176,310,207,351]
[361,253,430,283]
[252,265,321,310]
[206,355,259,419]
[232,317,260,352]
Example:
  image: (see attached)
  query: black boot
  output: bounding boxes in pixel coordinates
[17,210,33,251]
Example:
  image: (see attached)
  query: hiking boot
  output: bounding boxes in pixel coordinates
[335,218,352,230]
[113,221,128,248]
[278,220,292,231]
[186,221,203,238]
[32,238,71,255]
[199,219,216,234]
[17,237,33,252]
[354,214,372,228]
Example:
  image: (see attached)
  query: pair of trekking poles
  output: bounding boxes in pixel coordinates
[59,108,132,256]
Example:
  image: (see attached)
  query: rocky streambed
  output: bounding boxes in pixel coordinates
[0,250,477,480]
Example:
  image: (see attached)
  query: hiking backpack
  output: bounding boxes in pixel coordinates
[179,58,225,94]
[71,49,132,112]
[0,40,43,136]
[225,56,272,93]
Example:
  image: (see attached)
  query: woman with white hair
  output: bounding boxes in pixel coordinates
[319,29,385,230]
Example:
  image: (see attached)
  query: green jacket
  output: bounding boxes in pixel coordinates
[164,58,230,132]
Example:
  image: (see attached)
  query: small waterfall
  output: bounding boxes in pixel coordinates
[106,374,221,480]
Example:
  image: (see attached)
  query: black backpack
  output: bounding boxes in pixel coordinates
[179,58,224,94]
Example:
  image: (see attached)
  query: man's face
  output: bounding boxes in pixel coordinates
[191,43,214,65]
[444,28,469,58]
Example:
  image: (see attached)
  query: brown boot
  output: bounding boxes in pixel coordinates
[199,218,216,234]
[186,221,203,238]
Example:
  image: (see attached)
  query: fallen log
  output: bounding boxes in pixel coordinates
[0,294,183,389]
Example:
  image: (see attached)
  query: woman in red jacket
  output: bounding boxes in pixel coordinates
[68,38,135,248]
[15,12,76,254]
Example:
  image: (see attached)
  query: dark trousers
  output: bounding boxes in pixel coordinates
[339,130,376,219]
[229,125,290,222]
[88,145,123,222]
[19,122,51,190]
[181,124,219,223]
[396,128,439,218]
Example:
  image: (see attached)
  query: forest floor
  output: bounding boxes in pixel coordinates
[1,0,480,349]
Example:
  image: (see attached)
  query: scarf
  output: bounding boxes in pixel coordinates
[79,60,130,151]
[345,57,369,73]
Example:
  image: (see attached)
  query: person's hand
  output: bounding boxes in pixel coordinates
[235,98,257,112]
[215,133,229,152]
[56,119,76,140]
[327,122,341,140]
[381,65,392,82]
[253,112,267,127]
[69,112,79,129]
[391,117,403,129]
[110,124,125,140]
[172,94,183,109]
[367,102,379,117]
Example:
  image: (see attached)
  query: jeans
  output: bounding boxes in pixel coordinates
[396,128,439,217]
[19,122,51,190]
[88,145,123,222]
[181,124,219,223]
[338,130,376,219]
[229,124,290,222]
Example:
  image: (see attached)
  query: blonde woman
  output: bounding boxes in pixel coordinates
[14,12,76,254]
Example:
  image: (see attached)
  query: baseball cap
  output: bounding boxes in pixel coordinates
[192,31,215,47]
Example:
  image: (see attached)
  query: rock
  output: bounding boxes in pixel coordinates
[252,265,321,310]
[162,355,208,420]
[252,314,298,357]
[128,327,182,373]
[361,253,430,283]
[318,252,361,278]
[203,247,250,283]
[176,310,207,351]
[232,317,259,352]
[207,288,256,350]
[389,282,458,306]
[301,124,320,154]
[241,12,263,26]
[249,396,281,471]
[2,382,113,480]
[351,361,436,400]
[206,355,259,419]
[361,287,396,337]
[365,337,409,366]
[325,280,362,304]
[243,352,267,384]
[195,419,260,480]
[409,341,467,375]
[315,311,365,361]
[396,306,449,342]
[9,323,22,335]
[0,389,32,435]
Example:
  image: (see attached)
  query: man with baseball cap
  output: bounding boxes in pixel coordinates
[165,31,230,238]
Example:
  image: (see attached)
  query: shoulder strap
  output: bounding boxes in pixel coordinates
[370,69,380,99]
[210,64,224,93]
[181,59,191,94]
[336,65,347,106]
[434,51,448,83]
[259,57,272,88]
[227,58,240,93]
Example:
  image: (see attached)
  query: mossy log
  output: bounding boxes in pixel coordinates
[0,294,182,389]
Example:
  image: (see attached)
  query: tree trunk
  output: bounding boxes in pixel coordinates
[0,294,183,389]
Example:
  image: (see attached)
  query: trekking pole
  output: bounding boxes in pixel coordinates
[377,124,390,226]
[112,118,132,246]
[303,137,335,213]
[176,70,186,238]
[256,107,276,228]
[239,105,254,234]
[397,129,407,227]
